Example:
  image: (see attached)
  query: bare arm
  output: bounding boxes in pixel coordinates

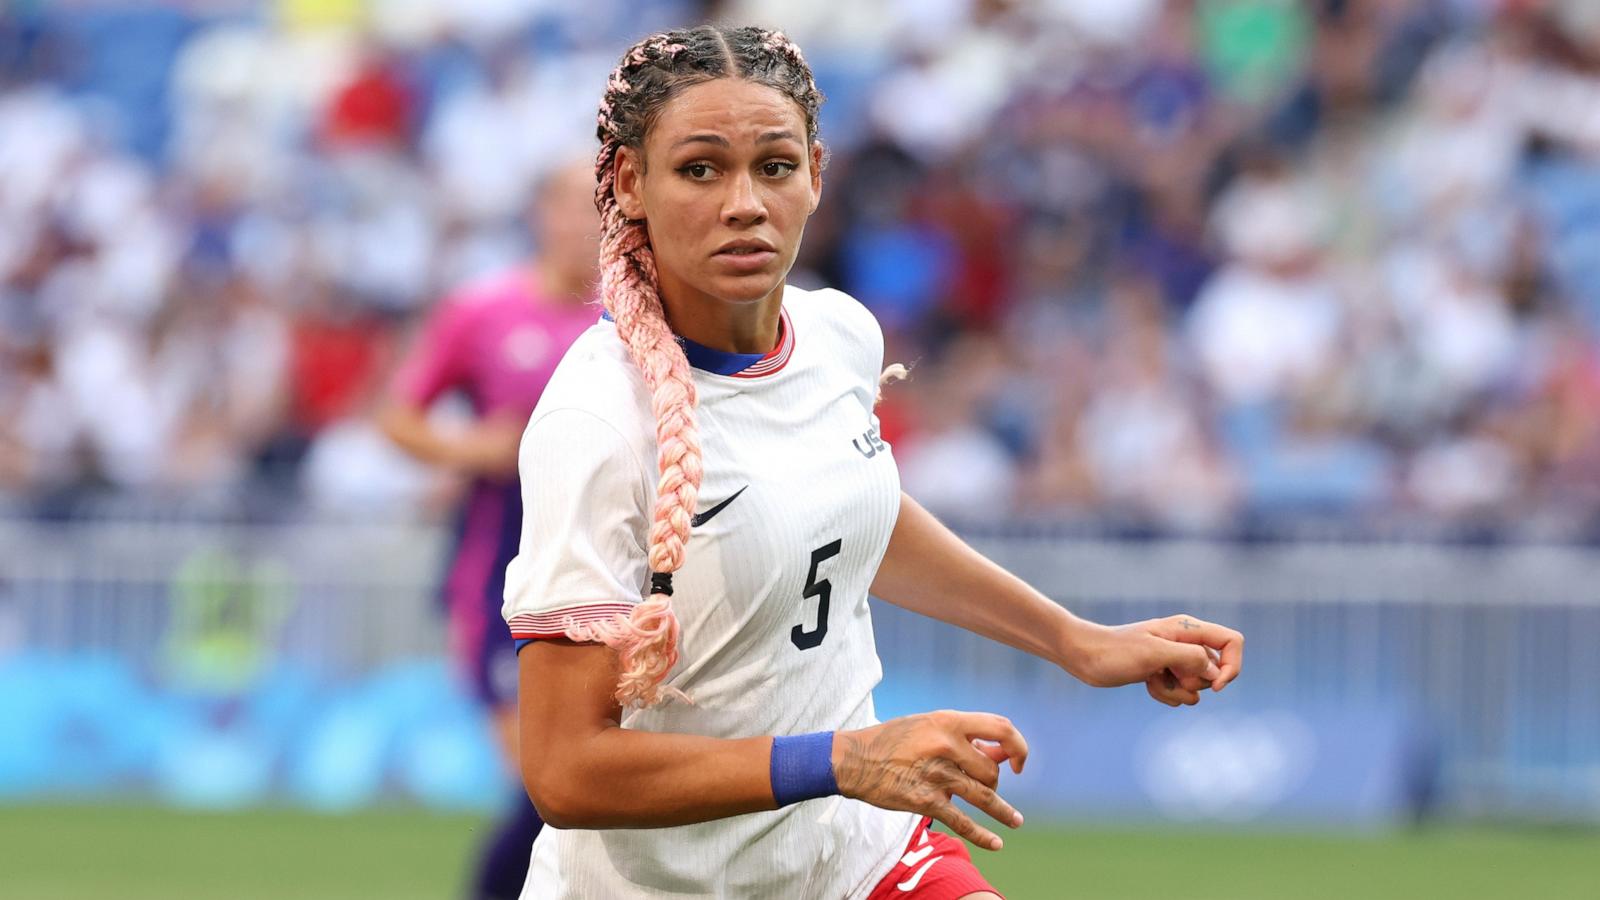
[870,491,1093,670]
[518,638,1028,848]
[377,402,522,479]
[871,492,1244,703]
[517,639,775,829]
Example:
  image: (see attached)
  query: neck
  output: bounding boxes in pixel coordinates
[659,282,785,355]
[533,260,593,306]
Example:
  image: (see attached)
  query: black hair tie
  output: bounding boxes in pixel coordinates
[650,572,674,597]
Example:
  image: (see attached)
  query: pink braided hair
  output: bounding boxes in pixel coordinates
[563,37,695,708]
[561,27,821,708]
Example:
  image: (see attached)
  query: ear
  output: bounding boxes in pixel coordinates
[808,141,825,215]
[613,146,648,221]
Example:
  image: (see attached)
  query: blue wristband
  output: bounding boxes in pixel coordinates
[770,732,839,807]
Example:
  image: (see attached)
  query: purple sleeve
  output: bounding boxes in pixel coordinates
[392,298,470,408]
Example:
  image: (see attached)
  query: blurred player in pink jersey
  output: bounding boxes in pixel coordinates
[380,161,599,899]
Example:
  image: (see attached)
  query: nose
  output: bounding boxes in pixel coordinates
[721,171,767,227]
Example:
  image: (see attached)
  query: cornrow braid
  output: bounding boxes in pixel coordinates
[758,31,822,144]
[562,26,825,708]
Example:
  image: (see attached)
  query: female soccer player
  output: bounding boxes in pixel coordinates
[505,26,1244,899]
[379,161,601,899]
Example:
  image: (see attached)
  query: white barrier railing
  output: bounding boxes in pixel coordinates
[873,534,1600,820]
[2,514,1597,818]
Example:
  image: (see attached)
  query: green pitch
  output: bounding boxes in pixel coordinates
[0,805,1594,899]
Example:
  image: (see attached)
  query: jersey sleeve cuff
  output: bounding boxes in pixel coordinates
[507,602,638,640]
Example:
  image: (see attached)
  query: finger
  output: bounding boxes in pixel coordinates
[972,739,1010,765]
[930,799,1005,851]
[1212,629,1244,691]
[1172,667,1211,694]
[948,771,1024,830]
[1146,673,1199,707]
[1146,677,1179,707]
[948,712,1029,774]
[952,739,1002,790]
[1160,641,1222,685]
[1156,616,1244,691]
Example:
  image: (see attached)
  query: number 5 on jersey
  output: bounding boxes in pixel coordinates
[791,539,842,650]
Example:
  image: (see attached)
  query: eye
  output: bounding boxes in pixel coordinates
[678,162,716,181]
[762,161,798,178]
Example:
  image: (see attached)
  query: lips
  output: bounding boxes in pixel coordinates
[713,239,778,272]
[714,237,777,255]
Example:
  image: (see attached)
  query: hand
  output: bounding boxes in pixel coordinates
[832,711,1028,851]
[1068,615,1244,706]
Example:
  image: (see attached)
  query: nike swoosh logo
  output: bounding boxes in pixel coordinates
[900,845,935,867]
[691,485,747,527]
[896,855,943,892]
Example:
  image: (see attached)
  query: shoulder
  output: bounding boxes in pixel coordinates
[786,284,879,334]
[786,284,885,378]
[526,320,655,466]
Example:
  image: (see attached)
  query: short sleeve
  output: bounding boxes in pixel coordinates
[391,299,470,408]
[502,408,652,640]
[822,288,887,408]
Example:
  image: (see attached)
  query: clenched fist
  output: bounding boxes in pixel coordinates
[1066,614,1244,706]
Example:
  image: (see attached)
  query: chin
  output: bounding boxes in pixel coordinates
[708,272,786,304]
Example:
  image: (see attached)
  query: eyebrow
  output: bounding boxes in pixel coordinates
[670,130,802,150]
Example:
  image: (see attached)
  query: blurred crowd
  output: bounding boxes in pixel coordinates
[5,0,1600,534]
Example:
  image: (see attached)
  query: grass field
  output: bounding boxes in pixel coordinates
[1,805,1596,899]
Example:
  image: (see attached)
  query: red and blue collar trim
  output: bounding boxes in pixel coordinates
[600,307,794,378]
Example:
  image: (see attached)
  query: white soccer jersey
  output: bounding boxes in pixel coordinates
[502,284,919,899]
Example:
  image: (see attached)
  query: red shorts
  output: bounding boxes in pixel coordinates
[864,817,1004,899]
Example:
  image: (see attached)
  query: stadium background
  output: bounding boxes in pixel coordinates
[2,0,1599,897]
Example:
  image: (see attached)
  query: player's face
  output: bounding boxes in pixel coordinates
[535,161,601,284]
[613,78,823,307]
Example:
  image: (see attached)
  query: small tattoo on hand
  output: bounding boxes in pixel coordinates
[1180,618,1199,630]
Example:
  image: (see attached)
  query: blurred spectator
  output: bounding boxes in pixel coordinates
[1191,147,1341,409]
[4,1,1600,534]
[1078,274,1233,526]
[320,42,416,150]
[896,334,1020,522]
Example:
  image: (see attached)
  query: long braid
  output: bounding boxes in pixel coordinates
[561,37,698,708]
[563,27,823,708]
